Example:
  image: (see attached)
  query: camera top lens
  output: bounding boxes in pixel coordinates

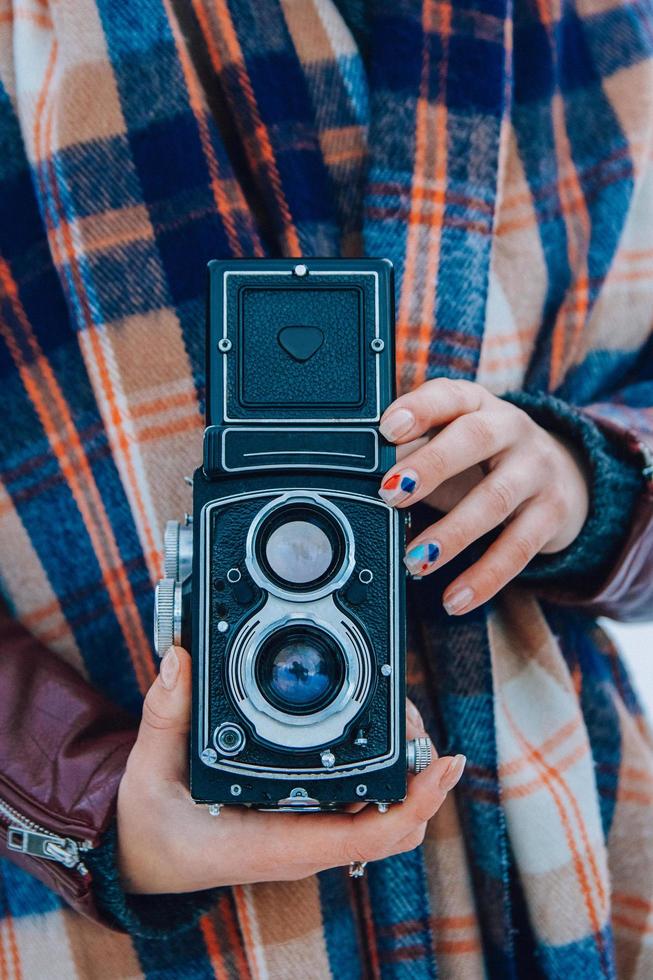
[255,503,345,593]
[265,520,332,584]
[255,625,346,716]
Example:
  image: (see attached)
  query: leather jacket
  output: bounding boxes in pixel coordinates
[0,616,136,926]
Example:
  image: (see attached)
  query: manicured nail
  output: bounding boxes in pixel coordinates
[406,699,425,733]
[443,586,474,615]
[379,408,415,442]
[404,541,440,575]
[440,754,466,793]
[160,647,179,690]
[379,469,419,505]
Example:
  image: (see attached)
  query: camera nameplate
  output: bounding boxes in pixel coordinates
[219,426,379,474]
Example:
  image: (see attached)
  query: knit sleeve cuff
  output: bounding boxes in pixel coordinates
[85,821,223,938]
[500,390,645,593]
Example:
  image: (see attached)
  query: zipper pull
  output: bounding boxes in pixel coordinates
[640,442,653,484]
[7,826,87,872]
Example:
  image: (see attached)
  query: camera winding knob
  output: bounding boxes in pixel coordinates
[406,736,433,774]
[154,578,182,656]
[163,519,193,582]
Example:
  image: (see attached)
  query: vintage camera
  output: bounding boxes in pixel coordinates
[154,258,431,812]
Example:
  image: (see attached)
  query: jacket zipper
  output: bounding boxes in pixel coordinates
[638,440,653,484]
[0,798,93,876]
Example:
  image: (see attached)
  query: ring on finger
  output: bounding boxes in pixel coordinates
[348,861,368,878]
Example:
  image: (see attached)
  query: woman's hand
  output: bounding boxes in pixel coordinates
[116,647,465,894]
[378,379,590,615]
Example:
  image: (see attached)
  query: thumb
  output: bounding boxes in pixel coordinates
[133,646,192,781]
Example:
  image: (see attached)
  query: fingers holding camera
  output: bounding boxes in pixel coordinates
[271,699,427,831]
[280,751,465,874]
[440,499,560,615]
[398,432,587,611]
[117,646,198,892]
[402,460,538,578]
[343,700,425,816]
[380,378,485,444]
[189,750,463,888]
[118,654,463,892]
[379,410,511,508]
[344,752,466,866]
[380,382,591,613]
[128,645,192,782]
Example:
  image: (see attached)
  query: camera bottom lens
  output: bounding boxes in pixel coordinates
[255,626,345,716]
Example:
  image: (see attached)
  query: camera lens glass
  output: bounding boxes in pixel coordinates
[256,626,345,715]
[256,505,345,592]
[265,520,332,584]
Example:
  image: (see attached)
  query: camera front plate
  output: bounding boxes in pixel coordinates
[190,478,407,807]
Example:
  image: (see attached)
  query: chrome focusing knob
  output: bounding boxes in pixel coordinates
[163,520,193,581]
[406,736,433,774]
[154,578,182,656]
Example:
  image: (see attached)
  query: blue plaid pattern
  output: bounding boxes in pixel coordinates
[0,0,652,976]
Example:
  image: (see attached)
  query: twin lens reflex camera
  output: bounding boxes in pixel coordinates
[154,259,432,813]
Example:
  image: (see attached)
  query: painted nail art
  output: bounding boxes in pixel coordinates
[379,469,419,505]
[439,754,466,793]
[443,586,474,616]
[404,541,440,575]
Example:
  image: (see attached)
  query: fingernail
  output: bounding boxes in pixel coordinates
[443,586,474,615]
[379,469,419,505]
[440,754,466,793]
[406,699,425,732]
[404,541,440,575]
[160,647,180,690]
[379,408,415,442]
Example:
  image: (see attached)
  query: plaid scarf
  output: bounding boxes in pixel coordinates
[1,0,652,976]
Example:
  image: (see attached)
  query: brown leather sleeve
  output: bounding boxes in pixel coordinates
[544,411,653,621]
[0,610,137,927]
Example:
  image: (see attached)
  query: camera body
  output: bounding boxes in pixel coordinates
[154,258,430,811]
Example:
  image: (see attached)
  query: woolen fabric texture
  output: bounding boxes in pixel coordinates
[1,0,652,978]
